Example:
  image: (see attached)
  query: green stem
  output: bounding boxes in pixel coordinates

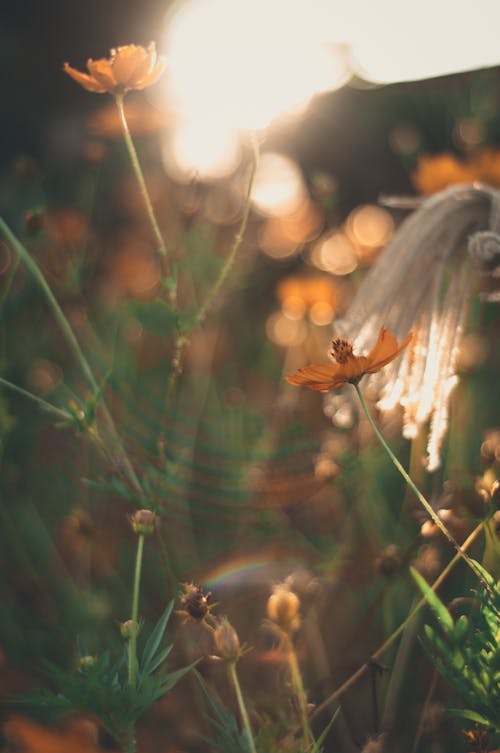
[0,218,97,391]
[354,382,489,589]
[128,532,145,687]
[0,218,143,495]
[228,661,257,753]
[193,131,260,330]
[156,133,260,458]
[310,519,485,720]
[0,377,71,420]
[284,634,314,747]
[114,95,175,304]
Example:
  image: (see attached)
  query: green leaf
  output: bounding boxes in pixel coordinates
[310,706,341,753]
[156,658,200,697]
[447,708,493,726]
[146,644,173,675]
[411,567,454,631]
[140,602,174,675]
[469,560,495,587]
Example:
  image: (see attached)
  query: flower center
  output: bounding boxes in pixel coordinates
[330,337,354,364]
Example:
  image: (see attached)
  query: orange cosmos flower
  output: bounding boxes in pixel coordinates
[64,42,165,95]
[286,327,412,392]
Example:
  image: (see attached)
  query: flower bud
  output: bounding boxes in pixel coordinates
[266,583,301,634]
[120,619,137,639]
[213,617,241,662]
[129,509,158,535]
[78,655,95,671]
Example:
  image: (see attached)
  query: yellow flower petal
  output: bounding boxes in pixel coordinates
[63,62,107,93]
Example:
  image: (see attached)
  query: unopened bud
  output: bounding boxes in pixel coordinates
[213,617,241,662]
[130,509,158,535]
[266,584,301,634]
[78,655,95,671]
[120,619,137,639]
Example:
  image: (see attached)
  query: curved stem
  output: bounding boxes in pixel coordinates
[0,218,97,391]
[193,131,260,330]
[156,133,260,456]
[310,519,485,720]
[0,218,143,494]
[354,383,489,590]
[228,661,257,753]
[0,377,71,420]
[114,95,175,305]
[128,532,145,687]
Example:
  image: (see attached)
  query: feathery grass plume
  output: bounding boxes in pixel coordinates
[330,184,500,471]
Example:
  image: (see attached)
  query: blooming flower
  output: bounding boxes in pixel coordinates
[64,43,165,95]
[285,327,412,392]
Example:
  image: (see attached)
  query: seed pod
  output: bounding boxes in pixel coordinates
[266,583,301,634]
[213,617,241,662]
[129,509,158,535]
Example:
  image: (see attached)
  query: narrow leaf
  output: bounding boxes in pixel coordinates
[411,567,454,631]
[447,708,493,726]
[141,601,174,674]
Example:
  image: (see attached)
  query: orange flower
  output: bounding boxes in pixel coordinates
[286,327,412,392]
[64,43,165,95]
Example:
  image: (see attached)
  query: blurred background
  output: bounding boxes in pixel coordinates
[1,1,500,752]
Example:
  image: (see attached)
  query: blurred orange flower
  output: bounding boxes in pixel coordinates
[412,148,500,195]
[286,327,412,391]
[64,43,165,95]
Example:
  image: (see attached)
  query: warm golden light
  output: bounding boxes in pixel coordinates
[161,0,350,132]
[162,118,242,181]
[265,311,308,347]
[345,204,394,256]
[311,231,358,275]
[251,153,306,217]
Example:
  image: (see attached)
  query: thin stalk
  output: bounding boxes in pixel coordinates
[310,519,485,720]
[193,131,260,330]
[0,218,97,390]
[156,133,260,455]
[284,634,315,748]
[0,218,142,494]
[114,95,175,304]
[354,382,490,590]
[227,661,257,753]
[128,532,145,687]
[0,377,71,420]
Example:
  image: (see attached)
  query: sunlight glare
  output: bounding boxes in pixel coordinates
[251,153,306,217]
[161,0,350,131]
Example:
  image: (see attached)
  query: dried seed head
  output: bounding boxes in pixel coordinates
[129,509,158,535]
[266,583,301,634]
[178,583,213,624]
[213,617,241,662]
